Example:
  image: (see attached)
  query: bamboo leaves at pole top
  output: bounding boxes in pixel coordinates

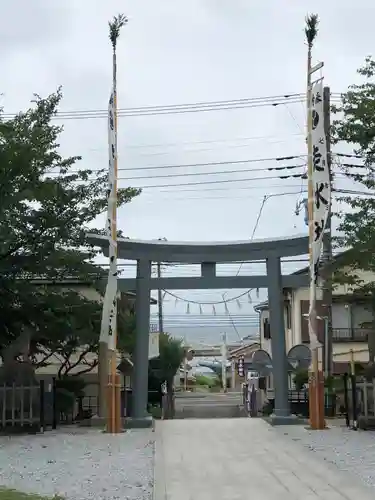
[109,14,128,50]
[305,14,319,48]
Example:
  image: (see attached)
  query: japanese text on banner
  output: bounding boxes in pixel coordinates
[311,81,331,283]
[99,90,118,351]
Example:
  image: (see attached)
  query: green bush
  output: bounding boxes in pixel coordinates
[195,375,218,388]
[293,369,309,391]
[55,377,86,418]
[261,400,273,416]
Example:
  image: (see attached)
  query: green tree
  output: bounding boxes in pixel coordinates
[332,56,375,365]
[293,369,309,391]
[0,89,140,381]
[149,332,185,418]
[30,287,137,379]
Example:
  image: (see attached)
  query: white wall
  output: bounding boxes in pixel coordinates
[332,303,350,329]
[333,343,369,364]
[291,286,323,344]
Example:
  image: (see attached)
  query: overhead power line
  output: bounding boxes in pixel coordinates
[119,131,305,150]
[117,164,305,182]
[2,92,343,120]
[114,171,348,189]
[46,154,307,175]
[123,173,307,190]
[137,184,304,195]
[48,164,306,181]
[2,93,308,120]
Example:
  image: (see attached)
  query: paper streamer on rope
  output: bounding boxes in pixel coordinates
[100,90,118,352]
[256,288,260,299]
[186,303,190,314]
[199,304,203,315]
[247,292,252,304]
[212,305,216,315]
[308,79,331,349]
[224,302,230,314]
[236,299,242,310]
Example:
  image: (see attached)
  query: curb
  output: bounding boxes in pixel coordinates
[153,422,167,500]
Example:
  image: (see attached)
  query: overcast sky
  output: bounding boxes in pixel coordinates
[1,0,372,344]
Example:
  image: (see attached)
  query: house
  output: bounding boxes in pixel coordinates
[254,256,374,376]
[227,342,261,389]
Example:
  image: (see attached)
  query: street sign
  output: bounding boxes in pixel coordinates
[237,356,245,377]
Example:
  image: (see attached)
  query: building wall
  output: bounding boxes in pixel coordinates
[291,285,373,334]
[290,282,372,368]
[259,309,271,356]
[333,343,369,364]
[332,303,350,329]
[259,308,293,356]
[258,280,373,372]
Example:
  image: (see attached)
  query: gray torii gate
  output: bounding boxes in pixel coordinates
[88,233,309,425]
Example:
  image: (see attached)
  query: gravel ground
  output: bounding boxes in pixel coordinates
[0,427,154,500]
[273,423,375,489]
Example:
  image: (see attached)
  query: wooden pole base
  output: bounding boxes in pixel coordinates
[308,347,325,430]
[308,369,326,429]
[106,374,122,433]
[114,373,122,432]
[106,350,122,434]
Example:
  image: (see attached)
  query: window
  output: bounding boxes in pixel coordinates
[285,302,292,329]
[263,318,271,339]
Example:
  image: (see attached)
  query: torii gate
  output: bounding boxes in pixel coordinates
[88,233,309,426]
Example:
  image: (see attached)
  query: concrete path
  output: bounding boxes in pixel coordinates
[174,392,245,419]
[154,418,373,500]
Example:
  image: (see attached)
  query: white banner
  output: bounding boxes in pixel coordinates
[100,90,118,351]
[308,80,331,348]
[148,332,160,359]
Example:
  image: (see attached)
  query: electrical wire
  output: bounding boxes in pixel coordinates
[1,94,311,120]
[136,184,304,195]
[235,195,268,277]
[47,164,306,181]
[122,173,307,190]
[46,154,307,175]
[2,92,342,120]
[282,102,305,136]
[86,132,305,155]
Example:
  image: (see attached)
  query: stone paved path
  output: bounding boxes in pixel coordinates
[154,418,374,500]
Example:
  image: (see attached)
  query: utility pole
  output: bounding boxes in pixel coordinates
[221,332,227,393]
[157,237,167,335]
[157,262,164,335]
[322,86,333,378]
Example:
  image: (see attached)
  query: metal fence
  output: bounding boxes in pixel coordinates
[343,375,375,428]
[256,388,336,418]
[357,378,375,418]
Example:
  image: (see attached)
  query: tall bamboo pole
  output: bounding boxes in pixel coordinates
[305,14,324,430]
[107,14,127,433]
